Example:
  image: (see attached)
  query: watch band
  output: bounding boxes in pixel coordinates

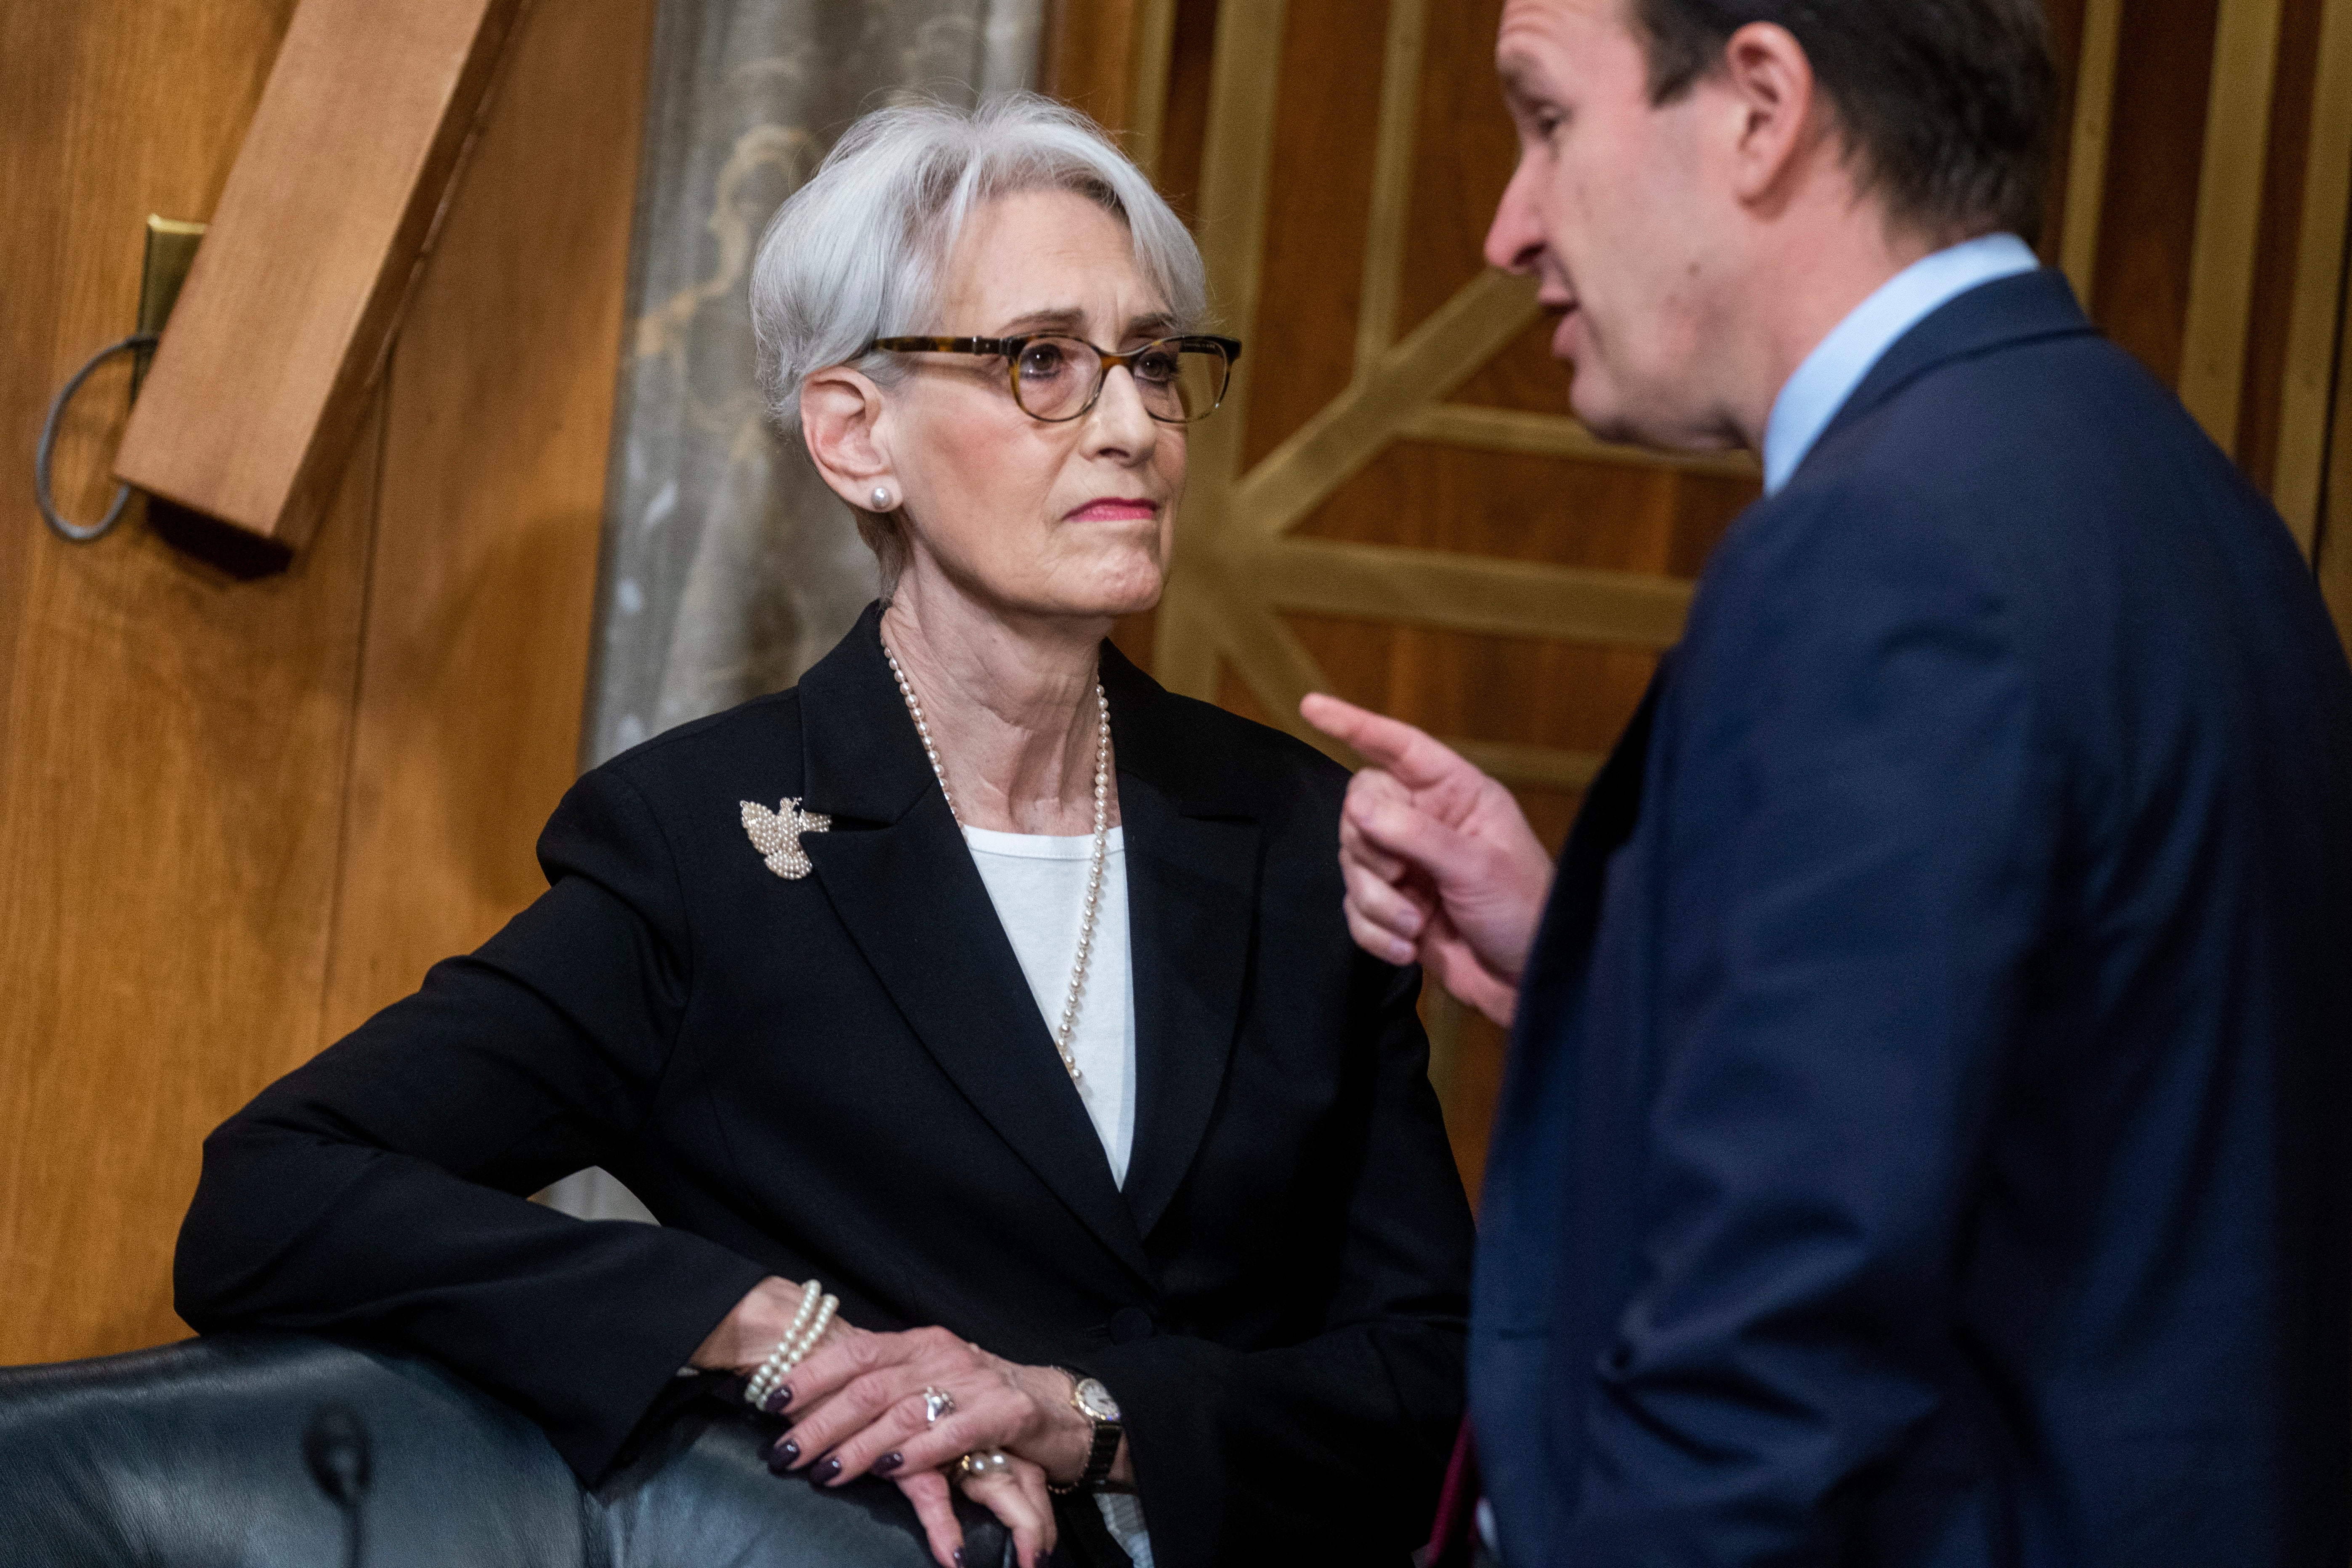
[1048,1368,1123,1496]
[1078,1413,1123,1490]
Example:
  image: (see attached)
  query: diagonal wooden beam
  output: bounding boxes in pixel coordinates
[1251,537,1694,649]
[1236,269,1541,539]
[1405,404,1759,479]
[1193,563,1353,763]
[116,0,529,548]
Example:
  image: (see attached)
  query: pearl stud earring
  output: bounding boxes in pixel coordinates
[870,486,893,512]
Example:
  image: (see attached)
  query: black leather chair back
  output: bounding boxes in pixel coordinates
[0,1333,1010,1568]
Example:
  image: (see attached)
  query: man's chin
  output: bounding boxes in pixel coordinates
[1567,385,1650,449]
[1571,384,1740,458]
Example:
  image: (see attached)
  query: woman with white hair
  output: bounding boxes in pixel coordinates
[177,96,1472,1568]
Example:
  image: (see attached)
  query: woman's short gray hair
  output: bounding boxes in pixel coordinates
[749,94,1208,591]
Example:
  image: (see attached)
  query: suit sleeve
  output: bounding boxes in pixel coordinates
[1571,486,2065,1562]
[1082,957,1473,1567]
[173,764,771,1481]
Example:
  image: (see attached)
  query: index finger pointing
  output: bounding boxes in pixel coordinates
[1300,693,1470,790]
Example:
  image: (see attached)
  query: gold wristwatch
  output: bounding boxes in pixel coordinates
[1048,1369,1123,1495]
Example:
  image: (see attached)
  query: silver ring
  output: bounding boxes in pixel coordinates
[922,1385,955,1425]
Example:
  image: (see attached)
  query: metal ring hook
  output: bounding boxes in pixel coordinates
[34,332,159,543]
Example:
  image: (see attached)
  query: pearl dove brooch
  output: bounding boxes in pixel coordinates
[740,797,830,880]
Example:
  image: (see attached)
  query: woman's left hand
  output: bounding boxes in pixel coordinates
[772,1323,1113,1495]
[888,1454,1058,1568]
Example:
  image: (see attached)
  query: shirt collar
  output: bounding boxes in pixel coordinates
[1761,231,2041,494]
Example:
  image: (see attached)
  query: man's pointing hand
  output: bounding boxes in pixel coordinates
[1302,693,1555,1028]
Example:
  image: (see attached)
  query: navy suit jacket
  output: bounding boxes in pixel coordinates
[1470,270,2352,1566]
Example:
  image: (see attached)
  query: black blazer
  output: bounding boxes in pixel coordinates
[1472,271,2352,1564]
[176,605,1474,1568]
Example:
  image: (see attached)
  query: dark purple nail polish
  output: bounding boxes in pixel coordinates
[872,1451,903,1475]
[814,1455,842,1483]
[953,1551,968,1568]
[766,1436,799,1472]
[763,1385,792,1414]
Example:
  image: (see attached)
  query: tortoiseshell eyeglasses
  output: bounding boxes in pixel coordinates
[862,334,1244,425]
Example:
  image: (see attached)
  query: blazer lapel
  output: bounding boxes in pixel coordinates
[794,607,1155,1288]
[1540,654,1668,956]
[1100,645,1261,1240]
[1488,655,1669,1180]
[1116,771,1259,1237]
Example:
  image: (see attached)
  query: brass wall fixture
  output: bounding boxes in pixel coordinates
[131,217,207,399]
[31,215,207,543]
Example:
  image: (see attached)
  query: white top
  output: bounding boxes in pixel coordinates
[962,824,1153,1565]
[962,824,1138,1185]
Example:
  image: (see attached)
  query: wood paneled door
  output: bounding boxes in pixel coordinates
[1048,0,2352,1201]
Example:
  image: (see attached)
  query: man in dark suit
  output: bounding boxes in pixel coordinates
[1305,1,2352,1562]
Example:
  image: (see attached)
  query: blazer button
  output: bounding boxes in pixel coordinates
[1110,1307,1156,1344]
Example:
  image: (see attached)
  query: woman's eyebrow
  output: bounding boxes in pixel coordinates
[989,307,1180,340]
[995,307,1087,335]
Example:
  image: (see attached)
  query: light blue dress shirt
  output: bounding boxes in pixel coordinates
[1761,232,2041,494]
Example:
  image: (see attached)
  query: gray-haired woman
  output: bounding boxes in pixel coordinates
[177,95,1472,1568]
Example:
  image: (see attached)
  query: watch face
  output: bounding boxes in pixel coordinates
[1075,1378,1121,1422]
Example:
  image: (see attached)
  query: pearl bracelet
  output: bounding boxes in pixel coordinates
[751,1289,838,1410]
[743,1279,833,1410]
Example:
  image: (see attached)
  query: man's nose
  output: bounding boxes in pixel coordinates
[1484,157,1544,275]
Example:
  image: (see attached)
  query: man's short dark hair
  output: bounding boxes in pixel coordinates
[1631,0,2057,244]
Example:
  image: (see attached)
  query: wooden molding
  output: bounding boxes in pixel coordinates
[2177,0,2286,450]
[114,0,526,550]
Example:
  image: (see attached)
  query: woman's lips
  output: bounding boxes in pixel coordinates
[1066,499,1161,522]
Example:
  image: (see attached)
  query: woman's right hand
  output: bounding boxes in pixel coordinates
[691,1275,856,1379]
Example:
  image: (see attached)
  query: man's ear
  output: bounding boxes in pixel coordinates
[800,367,894,509]
[1718,21,1829,209]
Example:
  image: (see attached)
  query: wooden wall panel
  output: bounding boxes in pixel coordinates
[1041,0,1180,173]
[0,0,650,1363]
[2320,248,2352,652]
[0,419,385,1362]
[321,0,655,1038]
[0,0,300,848]
[1237,0,1391,470]
[0,0,342,1366]
[2039,0,2090,261]
[2092,0,2222,384]
[1397,0,1517,341]
[2233,0,2327,481]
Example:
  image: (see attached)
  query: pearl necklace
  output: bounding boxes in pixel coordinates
[884,643,1111,1090]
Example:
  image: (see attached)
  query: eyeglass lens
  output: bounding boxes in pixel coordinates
[1013,338,1231,423]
